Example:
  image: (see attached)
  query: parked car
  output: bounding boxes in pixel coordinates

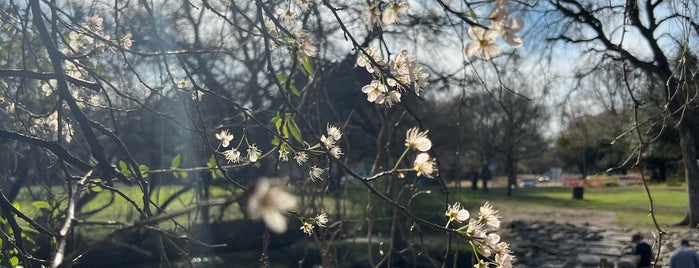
[538,175,550,182]
[519,178,536,188]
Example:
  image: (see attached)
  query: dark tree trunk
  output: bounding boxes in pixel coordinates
[677,124,699,227]
[505,154,517,197]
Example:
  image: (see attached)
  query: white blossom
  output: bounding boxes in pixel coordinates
[247,179,298,234]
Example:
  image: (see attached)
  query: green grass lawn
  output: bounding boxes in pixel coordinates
[13,183,690,238]
[422,184,688,230]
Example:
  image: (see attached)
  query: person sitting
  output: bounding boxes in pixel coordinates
[631,234,653,268]
[670,239,699,268]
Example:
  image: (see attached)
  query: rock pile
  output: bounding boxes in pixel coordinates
[507,220,699,268]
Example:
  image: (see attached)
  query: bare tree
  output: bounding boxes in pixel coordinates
[542,0,699,227]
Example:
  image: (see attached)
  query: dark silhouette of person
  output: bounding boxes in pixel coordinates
[469,170,479,190]
[631,233,653,268]
[480,165,491,192]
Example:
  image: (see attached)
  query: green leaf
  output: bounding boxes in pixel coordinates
[301,56,314,77]
[282,122,289,138]
[171,154,182,169]
[10,256,19,266]
[214,170,224,179]
[139,165,149,179]
[179,171,188,179]
[32,201,51,210]
[275,74,300,96]
[89,184,103,193]
[271,136,280,146]
[288,119,303,143]
[12,202,19,210]
[207,155,217,168]
[288,80,300,96]
[274,118,283,135]
[119,160,131,176]
[20,226,39,235]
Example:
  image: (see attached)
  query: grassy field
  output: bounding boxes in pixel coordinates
[426,184,688,231]
[13,182,689,236]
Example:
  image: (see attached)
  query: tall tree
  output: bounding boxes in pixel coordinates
[543,0,699,226]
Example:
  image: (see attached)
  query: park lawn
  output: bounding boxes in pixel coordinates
[433,184,688,230]
[13,183,689,239]
[14,184,358,239]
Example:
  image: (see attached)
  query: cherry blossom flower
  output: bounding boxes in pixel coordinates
[490,6,509,24]
[389,50,430,95]
[65,61,84,79]
[247,144,261,162]
[391,50,411,75]
[120,34,133,49]
[361,80,388,104]
[6,102,14,113]
[320,135,335,148]
[298,37,317,58]
[467,222,487,240]
[309,166,325,181]
[445,202,470,223]
[68,31,93,51]
[473,260,488,268]
[493,17,524,48]
[382,2,410,26]
[315,213,328,227]
[329,147,343,159]
[191,90,204,101]
[278,147,289,162]
[478,202,501,231]
[247,179,298,234]
[275,8,298,24]
[326,124,342,141]
[382,90,402,107]
[295,0,313,11]
[263,17,279,38]
[85,16,103,32]
[495,250,515,268]
[176,79,189,89]
[294,151,308,165]
[356,45,384,73]
[405,127,432,151]
[465,26,502,60]
[413,153,437,178]
[223,148,242,163]
[409,65,430,96]
[365,3,382,28]
[300,221,314,236]
[216,129,234,148]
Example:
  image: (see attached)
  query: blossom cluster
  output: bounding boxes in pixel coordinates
[405,127,438,178]
[357,46,430,107]
[258,2,317,60]
[465,0,524,60]
[30,111,75,144]
[215,129,260,164]
[215,122,343,183]
[300,212,329,236]
[445,202,515,268]
[64,15,133,56]
[365,1,410,28]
